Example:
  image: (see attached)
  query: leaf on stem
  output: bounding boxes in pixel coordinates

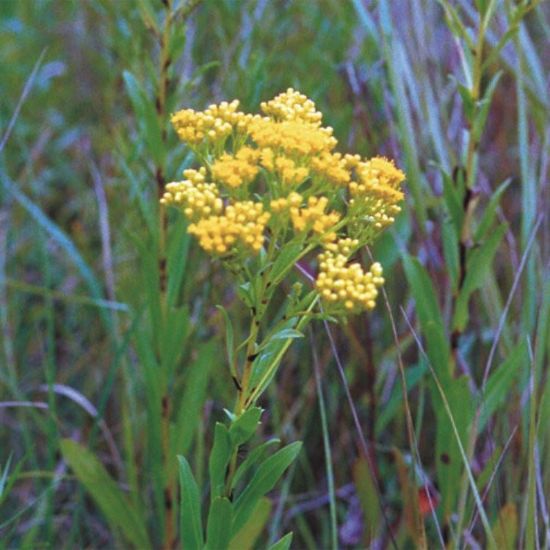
[178,455,204,550]
[232,442,302,535]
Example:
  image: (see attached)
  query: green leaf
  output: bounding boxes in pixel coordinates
[217,305,235,375]
[479,0,498,30]
[167,214,191,307]
[436,0,473,47]
[403,256,443,329]
[206,497,233,550]
[228,497,272,550]
[474,0,489,16]
[250,318,300,389]
[229,407,263,447]
[453,223,507,330]
[232,439,281,490]
[237,282,255,309]
[472,71,502,143]
[268,532,293,550]
[178,455,203,550]
[456,80,476,123]
[270,328,304,341]
[441,218,460,292]
[431,376,475,517]
[474,179,511,242]
[168,25,187,63]
[232,441,302,534]
[269,242,305,285]
[209,423,232,500]
[440,168,465,235]
[136,0,158,33]
[122,70,165,166]
[0,454,13,498]
[0,453,24,508]
[160,305,189,376]
[119,157,156,236]
[376,362,427,433]
[492,503,518,549]
[174,343,217,456]
[479,341,527,431]
[353,458,381,544]
[403,256,451,382]
[60,439,150,550]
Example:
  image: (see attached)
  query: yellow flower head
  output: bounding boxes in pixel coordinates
[171,100,251,146]
[165,89,405,314]
[260,88,323,126]
[160,167,223,221]
[188,201,270,255]
[358,156,405,190]
[249,118,337,157]
[316,239,385,312]
[269,192,303,213]
[310,152,351,187]
[290,196,341,242]
[211,147,261,188]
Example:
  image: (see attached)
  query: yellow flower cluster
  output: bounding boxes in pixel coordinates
[316,239,385,312]
[260,88,323,125]
[349,156,405,231]
[249,118,337,156]
[211,147,260,188]
[357,156,405,190]
[289,196,340,242]
[160,168,223,221]
[188,201,269,255]
[171,100,250,145]
[270,191,303,213]
[165,89,405,313]
[310,152,351,186]
[259,150,309,186]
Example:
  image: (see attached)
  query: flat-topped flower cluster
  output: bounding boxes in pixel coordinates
[162,89,404,314]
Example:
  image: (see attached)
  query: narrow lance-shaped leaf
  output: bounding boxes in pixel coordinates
[60,439,151,550]
[479,341,526,431]
[205,497,233,550]
[474,179,510,242]
[209,423,232,501]
[229,407,263,447]
[403,256,451,382]
[228,497,272,550]
[217,305,235,375]
[440,167,465,235]
[232,438,280,490]
[453,223,507,331]
[174,342,217,455]
[178,455,203,550]
[441,218,459,292]
[122,70,165,166]
[268,532,294,550]
[472,71,502,143]
[232,441,302,535]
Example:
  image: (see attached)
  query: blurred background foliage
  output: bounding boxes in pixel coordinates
[1,0,549,548]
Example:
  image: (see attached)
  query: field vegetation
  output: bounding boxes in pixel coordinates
[1,1,549,548]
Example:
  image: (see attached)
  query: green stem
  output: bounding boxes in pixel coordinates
[454,11,489,544]
[158,4,174,548]
[311,328,338,550]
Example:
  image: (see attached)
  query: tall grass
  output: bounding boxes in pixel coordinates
[1,0,548,548]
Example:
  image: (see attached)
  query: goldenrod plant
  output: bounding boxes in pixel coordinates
[164,89,404,548]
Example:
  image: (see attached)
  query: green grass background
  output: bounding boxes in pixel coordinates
[0,0,549,548]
